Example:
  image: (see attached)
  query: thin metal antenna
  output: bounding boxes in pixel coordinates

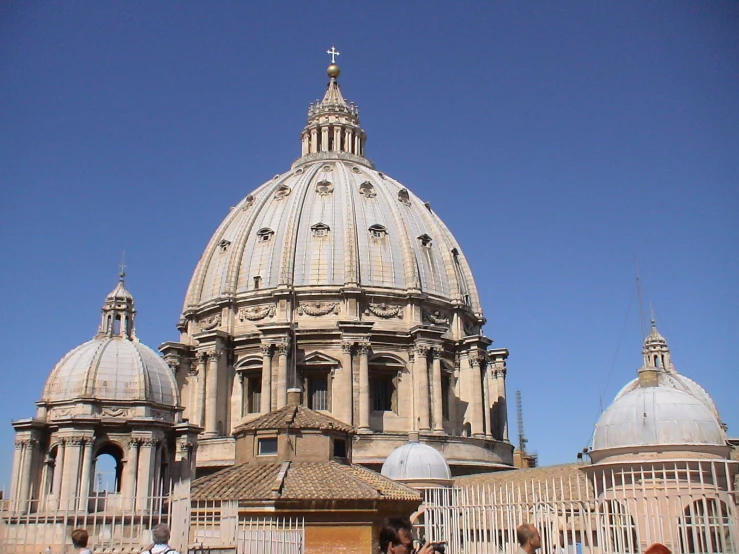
[516,390,527,452]
[634,256,647,339]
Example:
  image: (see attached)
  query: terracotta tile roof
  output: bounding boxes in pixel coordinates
[236,404,354,433]
[192,460,421,502]
[454,464,593,502]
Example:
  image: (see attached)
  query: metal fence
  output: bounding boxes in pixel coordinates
[420,460,739,554]
[0,493,170,554]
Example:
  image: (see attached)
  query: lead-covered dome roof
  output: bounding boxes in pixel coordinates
[41,279,179,407]
[592,387,725,452]
[381,440,452,481]
[182,62,482,317]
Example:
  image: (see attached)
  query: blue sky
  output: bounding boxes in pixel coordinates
[1,2,737,484]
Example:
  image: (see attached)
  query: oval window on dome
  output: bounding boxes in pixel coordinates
[257,228,274,242]
[274,185,291,200]
[398,189,411,205]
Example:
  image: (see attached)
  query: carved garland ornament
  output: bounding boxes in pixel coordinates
[238,305,276,322]
[423,309,450,326]
[297,302,340,317]
[199,313,221,330]
[366,302,403,319]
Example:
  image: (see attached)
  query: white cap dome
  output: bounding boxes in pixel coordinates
[42,336,179,406]
[381,441,452,481]
[42,278,179,407]
[592,386,726,452]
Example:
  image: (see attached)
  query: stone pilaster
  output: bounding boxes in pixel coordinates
[431,347,445,434]
[136,438,155,509]
[414,345,430,432]
[275,341,289,409]
[357,342,371,433]
[260,343,273,413]
[204,350,222,436]
[468,353,485,437]
[336,342,354,425]
[60,436,83,509]
[77,439,94,510]
[124,438,140,508]
[194,352,207,428]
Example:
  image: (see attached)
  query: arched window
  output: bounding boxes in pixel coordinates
[238,358,263,415]
[679,498,736,554]
[369,356,404,414]
[93,443,124,493]
[257,228,274,242]
[597,499,638,554]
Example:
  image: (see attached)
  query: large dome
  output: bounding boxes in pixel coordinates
[42,336,179,406]
[183,157,481,312]
[592,386,726,452]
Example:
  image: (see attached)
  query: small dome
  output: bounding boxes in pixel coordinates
[42,336,179,406]
[381,441,451,481]
[614,372,721,422]
[592,387,726,452]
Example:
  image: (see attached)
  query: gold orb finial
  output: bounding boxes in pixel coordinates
[327,64,340,79]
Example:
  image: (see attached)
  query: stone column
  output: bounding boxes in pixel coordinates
[18,439,36,512]
[260,343,273,413]
[482,364,492,438]
[310,128,318,153]
[9,440,23,508]
[336,342,353,424]
[320,127,329,152]
[194,352,207,427]
[124,439,139,508]
[275,341,289,409]
[344,128,352,154]
[204,350,221,436]
[51,439,65,499]
[468,353,485,437]
[495,366,508,441]
[60,437,82,509]
[136,438,155,509]
[357,342,371,433]
[333,126,341,152]
[414,345,430,432]
[431,348,445,434]
[77,439,94,510]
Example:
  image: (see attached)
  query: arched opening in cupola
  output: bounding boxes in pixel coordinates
[93,443,124,493]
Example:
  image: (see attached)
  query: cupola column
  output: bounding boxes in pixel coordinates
[431,347,445,434]
[275,340,290,409]
[9,440,23,509]
[335,342,354,424]
[77,439,94,510]
[60,437,82,508]
[135,438,155,509]
[482,364,493,438]
[495,367,508,441]
[414,345,431,432]
[357,342,371,432]
[468,353,485,437]
[51,439,65,499]
[14,439,36,512]
[124,439,139,508]
[260,343,273,413]
[204,350,222,436]
[310,128,318,153]
[193,353,207,428]
[320,127,329,152]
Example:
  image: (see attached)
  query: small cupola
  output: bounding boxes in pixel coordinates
[300,47,367,158]
[98,268,136,339]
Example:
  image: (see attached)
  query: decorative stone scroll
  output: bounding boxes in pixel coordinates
[101,407,130,418]
[366,302,403,319]
[199,313,221,330]
[238,304,276,322]
[423,309,450,326]
[316,180,334,196]
[274,184,291,200]
[297,302,340,317]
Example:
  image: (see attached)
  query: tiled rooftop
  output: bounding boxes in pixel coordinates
[192,460,421,502]
[235,404,354,433]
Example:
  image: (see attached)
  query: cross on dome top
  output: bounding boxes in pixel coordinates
[326,46,340,64]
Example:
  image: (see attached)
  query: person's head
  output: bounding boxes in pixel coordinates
[516,523,541,552]
[379,518,414,554]
[152,523,171,545]
[644,544,671,554]
[71,529,89,549]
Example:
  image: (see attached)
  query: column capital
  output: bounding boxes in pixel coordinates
[357,341,371,355]
[65,436,85,446]
[207,349,222,362]
[276,341,290,356]
[468,352,485,367]
[341,341,353,354]
[415,344,430,356]
[260,343,273,356]
[494,367,507,378]
[431,347,442,360]
[197,350,209,363]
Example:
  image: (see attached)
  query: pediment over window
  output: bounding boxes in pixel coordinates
[302,351,341,366]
